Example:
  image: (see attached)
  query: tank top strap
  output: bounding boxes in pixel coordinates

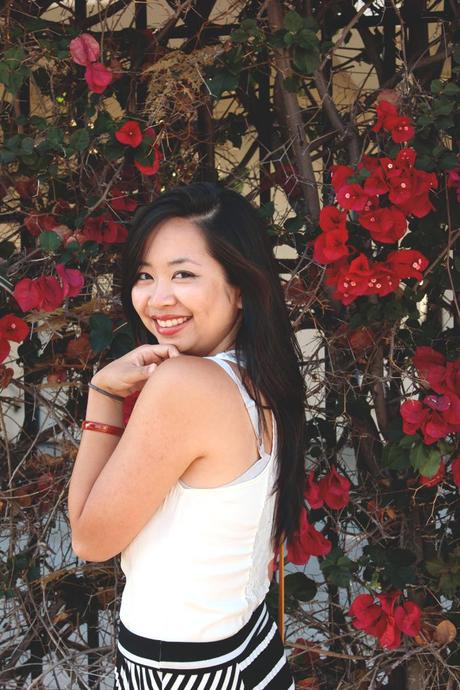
[204,352,266,456]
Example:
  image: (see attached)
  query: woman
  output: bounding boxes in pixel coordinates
[68,182,306,690]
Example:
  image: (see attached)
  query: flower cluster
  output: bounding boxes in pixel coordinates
[313,102,434,305]
[400,346,460,445]
[287,507,332,565]
[69,33,112,94]
[305,466,350,510]
[13,265,84,312]
[78,213,128,245]
[447,168,460,202]
[371,100,415,143]
[287,467,350,565]
[348,590,421,649]
[115,122,163,176]
[0,314,29,364]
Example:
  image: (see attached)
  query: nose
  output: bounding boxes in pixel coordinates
[146,279,177,309]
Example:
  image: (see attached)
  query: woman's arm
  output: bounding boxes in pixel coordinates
[68,356,216,562]
[68,384,124,547]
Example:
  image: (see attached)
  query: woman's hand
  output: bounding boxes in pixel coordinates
[91,344,181,398]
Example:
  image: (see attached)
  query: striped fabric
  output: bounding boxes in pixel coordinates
[114,600,295,690]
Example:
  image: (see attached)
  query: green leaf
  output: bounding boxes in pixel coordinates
[382,443,410,470]
[0,240,15,259]
[68,128,90,152]
[283,75,302,92]
[431,79,443,95]
[45,127,64,151]
[110,331,135,358]
[39,231,62,252]
[387,548,416,567]
[443,83,460,96]
[284,572,317,601]
[283,11,304,33]
[293,46,320,74]
[321,547,358,588]
[409,442,441,477]
[206,71,239,99]
[89,314,114,353]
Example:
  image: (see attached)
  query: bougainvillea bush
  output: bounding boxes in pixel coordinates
[0,3,459,689]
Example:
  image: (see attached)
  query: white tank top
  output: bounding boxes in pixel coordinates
[119,350,279,642]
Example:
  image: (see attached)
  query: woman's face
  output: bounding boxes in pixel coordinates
[131,217,242,356]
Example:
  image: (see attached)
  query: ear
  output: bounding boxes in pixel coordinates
[236,288,242,309]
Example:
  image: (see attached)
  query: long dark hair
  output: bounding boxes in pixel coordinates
[120,182,307,547]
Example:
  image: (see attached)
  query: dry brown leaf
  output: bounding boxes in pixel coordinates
[433,620,456,644]
[52,611,70,624]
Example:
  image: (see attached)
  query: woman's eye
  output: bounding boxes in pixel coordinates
[136,272,152,281]
[174,271,195,279]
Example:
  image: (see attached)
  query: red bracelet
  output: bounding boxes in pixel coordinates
[81,420,124,437]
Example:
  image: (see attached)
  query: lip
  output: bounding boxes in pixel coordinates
[151,314,191,319]
[152,315,192,336]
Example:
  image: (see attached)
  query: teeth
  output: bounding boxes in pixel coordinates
[156,317,190,327]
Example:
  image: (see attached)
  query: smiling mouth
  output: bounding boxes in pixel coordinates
[153,316,192,328]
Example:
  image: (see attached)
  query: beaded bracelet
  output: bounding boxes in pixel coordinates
[88,382,124,402]
[81,420,124,437]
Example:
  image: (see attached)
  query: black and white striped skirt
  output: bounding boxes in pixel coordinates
[114,599,295,689]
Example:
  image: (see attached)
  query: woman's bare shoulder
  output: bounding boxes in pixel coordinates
[148,354,237,395]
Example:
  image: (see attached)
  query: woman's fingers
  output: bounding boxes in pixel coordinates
[134,344,180,366]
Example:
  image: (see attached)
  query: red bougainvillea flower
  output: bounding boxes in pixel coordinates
[392,169,438,218]
[0,315,29,343]
[420,459,446,487]
[318,466,351,510]
[313,228,350,264]
[35,276,65,312]
[365,262,398,297]
[84,62,112,93]
[319,206,347,232]
[349,591,421,650]
[24,213,58,237]
[359,154,380,174]
[0,339,10,364]
[336,183,369,212]
[115,120,143,148]
[412,346,446,392]
[287,508,332,565]
[108,187,138,212]
[371,100,400,133]
[363,167,389,196]
[385,249,429,281]
[400,399,429,435]
[13,278,42,311]
[330,164,354,192]
[81,213,128,244]
[55,264,85,298]
[333,254,374,304]
[418,410,448,445]
[423,394,451,413]
[396,147,417,170]
[394,601,421,637]
[349,594,387,638]
[390,116,415,143]
[447,168,460,201]
[445,360,460,396]
[434,392,460,432]
[270,162,303,199]
[359,206,407,244]
[70,33,100,66]
[304,470,324,509]
[134,147,162,176]
[452,455,460,488]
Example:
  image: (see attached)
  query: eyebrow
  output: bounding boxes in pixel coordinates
[139,257,202,267]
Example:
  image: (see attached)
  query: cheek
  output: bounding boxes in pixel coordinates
[130,287,144,313]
